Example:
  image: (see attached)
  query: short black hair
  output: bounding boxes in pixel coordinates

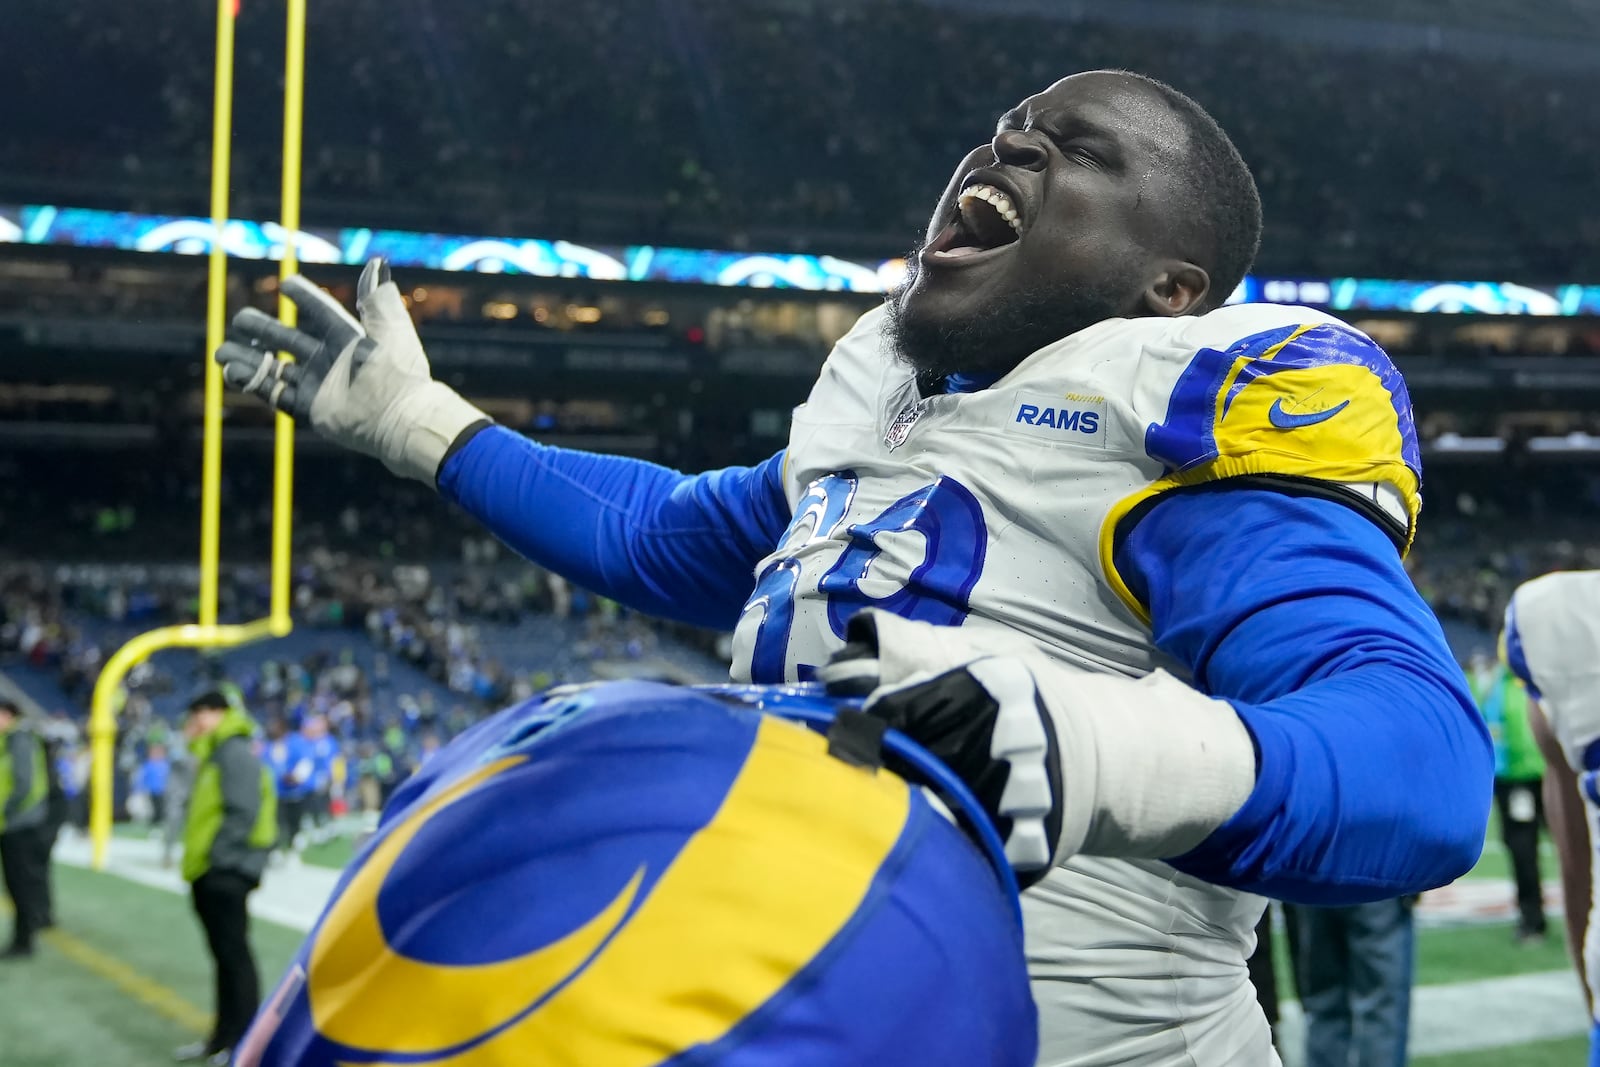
[0,700,17,718]
[186,690,231,714]
[1121,72,1262,312]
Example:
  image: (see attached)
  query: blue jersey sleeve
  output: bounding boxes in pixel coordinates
[437,427,791,630]
[1114,487,1492,904]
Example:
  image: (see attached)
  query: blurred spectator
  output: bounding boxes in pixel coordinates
[262,717,314,856]
[176,691,275,1064]
[137,742,172,827]
[163,742,193,870]
[352,741,387,818]
[1471,653,1550,943]
[1288,897,1416,1067]
[0,699,50,960]
[301,716,340,845]
[64,744,90,833]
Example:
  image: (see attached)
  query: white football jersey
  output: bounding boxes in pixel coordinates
[730,301,1422,1066]
[1504,570,1600,1018]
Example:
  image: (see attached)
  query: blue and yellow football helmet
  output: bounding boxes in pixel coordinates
[236,681,1037,1067]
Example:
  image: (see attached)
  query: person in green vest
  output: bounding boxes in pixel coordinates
[1474,650,1549,943]
[0,699,49,960]
[175,691,277,1065]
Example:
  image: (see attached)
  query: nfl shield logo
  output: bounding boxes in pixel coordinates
[884,400,925,451]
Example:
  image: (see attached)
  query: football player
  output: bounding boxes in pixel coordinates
[232,677,1042,1067]
[1502,570,1600,1062]
[218,70,1493,1065]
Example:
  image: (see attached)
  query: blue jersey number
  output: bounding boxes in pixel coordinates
[747,473,989,681]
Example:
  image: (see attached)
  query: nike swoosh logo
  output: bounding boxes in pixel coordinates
[1268,397,1350,429]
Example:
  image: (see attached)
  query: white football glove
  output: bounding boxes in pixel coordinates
[820,610,1258,885]
[214,258,489,484]
[820,614,1064,887]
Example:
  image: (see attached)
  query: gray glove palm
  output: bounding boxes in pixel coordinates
[214,258,488,484]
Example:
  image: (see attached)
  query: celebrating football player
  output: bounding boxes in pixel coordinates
[219,70,1493,1066]
[1502,571,1600,1063]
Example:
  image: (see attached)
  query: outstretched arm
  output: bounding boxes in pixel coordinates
[439,429,790,629]
[215,259,793,630]
[1117,486,1493,903]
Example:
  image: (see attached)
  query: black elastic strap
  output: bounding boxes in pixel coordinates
[826,709,889,770]
[1114,473,1409,559]
[434,417,496,484]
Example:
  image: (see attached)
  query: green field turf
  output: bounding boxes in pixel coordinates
[0,864,303,1067]
[299,834,357,871]
[0,847,1583,1067]
[1412,1035,1592,1066]
[1417,920,1571,986]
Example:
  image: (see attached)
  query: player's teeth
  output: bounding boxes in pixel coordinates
[958,183,1022,232]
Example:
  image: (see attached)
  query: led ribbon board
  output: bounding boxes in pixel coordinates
[5,204,1599,314]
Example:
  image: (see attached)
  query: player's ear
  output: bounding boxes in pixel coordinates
[1140,262,1210,317]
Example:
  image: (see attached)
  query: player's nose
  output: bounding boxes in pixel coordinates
[990,129,1049,172]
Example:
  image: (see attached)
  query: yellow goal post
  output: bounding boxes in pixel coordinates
[89,0,308,869]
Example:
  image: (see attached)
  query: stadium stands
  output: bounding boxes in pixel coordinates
[8,1,1600,277]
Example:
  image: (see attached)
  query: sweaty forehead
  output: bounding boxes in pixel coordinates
[1005,73,1191,162]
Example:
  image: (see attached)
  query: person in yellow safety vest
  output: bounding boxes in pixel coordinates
[176,691,278,1066]
[0,698,49,960]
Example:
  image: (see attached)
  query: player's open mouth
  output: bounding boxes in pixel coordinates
[922,183,1023,267]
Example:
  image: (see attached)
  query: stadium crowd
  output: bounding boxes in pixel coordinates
[1409,520,1600,634]
[0,465,1588,851]
[7,1,1600,277]
[0,543,723,830]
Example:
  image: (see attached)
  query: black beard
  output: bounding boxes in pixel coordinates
[884,254,1138,389]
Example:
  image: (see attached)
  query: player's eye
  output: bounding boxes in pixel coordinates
[1057,139,1103,168]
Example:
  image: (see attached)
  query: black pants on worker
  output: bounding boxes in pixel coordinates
[1,826,50,953]
[1493,777,1547,937]
[278,795,307,852]
[191,869,261,1053]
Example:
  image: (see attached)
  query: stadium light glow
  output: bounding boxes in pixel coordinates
[7,202,1600,315]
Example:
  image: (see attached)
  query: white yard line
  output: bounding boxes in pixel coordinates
[52,833,336,933]
[1410,970,1589,1056]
